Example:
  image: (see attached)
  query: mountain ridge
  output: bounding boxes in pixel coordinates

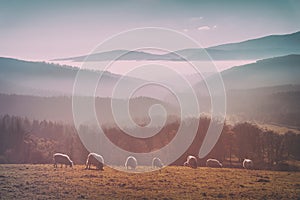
[196,54,300,91]
[52,31,300,62]
[0,57,145,97]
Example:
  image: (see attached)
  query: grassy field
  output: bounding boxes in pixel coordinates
[0,165,299,199]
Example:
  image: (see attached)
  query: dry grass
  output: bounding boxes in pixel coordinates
[256,123,300,134]
[0,164,299,199]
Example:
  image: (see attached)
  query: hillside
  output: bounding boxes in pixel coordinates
[196,54,300,91]
[220,54,300,90]
[0,57,144,97]
[191,55,300,127]
[226,86,300,127]
[0,94,178,125]
[0,57,189,99]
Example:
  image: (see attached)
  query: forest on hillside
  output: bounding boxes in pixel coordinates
[1,87,300,128]
[0,115,299,171]
[226,89,300,127]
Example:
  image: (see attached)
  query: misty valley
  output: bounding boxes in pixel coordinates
[1,27,300,199]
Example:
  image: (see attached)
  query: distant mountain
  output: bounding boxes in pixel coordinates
[0,57,145,97]
[0,57,202,100]
[196,54,300,91]
[204,31,300,60]
[54,31,300,61]
[169,31,300,60]
[52,50,181,62]
[211,31,300,50]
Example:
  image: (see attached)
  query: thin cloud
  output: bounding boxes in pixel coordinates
[197,26,210,31]
[189,16,203,21]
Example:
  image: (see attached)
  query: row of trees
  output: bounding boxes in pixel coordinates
[0,115,299,170]
[0,115,88,164]
[208,122,299,169]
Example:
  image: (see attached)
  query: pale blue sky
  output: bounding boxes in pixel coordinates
[0,0,299,60]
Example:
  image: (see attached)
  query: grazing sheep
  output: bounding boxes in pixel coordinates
[125,156,137,170]
[152,157,164,168]
[85,153,104,170]
[206,158,222,168]
[53,153,73,168]
[184,155,197,169]
[243,159,253,169]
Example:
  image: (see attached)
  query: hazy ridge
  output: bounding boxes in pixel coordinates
[54,31,300,61]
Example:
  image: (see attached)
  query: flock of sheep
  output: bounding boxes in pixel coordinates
[53,153,254,170]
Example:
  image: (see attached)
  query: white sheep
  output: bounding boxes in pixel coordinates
[53,153,73,168]
[206,158,222,168]
[243,159,253,169]
[85,153,104,170]
[184,155,197,169]
[125,156,137,170]
[152,157,164,168]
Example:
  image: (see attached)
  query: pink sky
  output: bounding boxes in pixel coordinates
[0,1,299,62]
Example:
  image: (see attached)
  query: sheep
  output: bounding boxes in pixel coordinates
[184,155,197,169]
[243,159,253,169]
[206,158,222,168]
[53,153,73,168]
[85,153,104,170]
[125,156,137,170]
[152,157,164,168]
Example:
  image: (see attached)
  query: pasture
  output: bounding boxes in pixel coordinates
[0,164,299,199]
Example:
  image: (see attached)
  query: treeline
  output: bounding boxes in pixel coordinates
[165,117,300,171]
[0,115,299,171]
[0,115,88,164]
[207,122,300,170]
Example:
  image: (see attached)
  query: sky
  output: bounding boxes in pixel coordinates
[0,0,300,61]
